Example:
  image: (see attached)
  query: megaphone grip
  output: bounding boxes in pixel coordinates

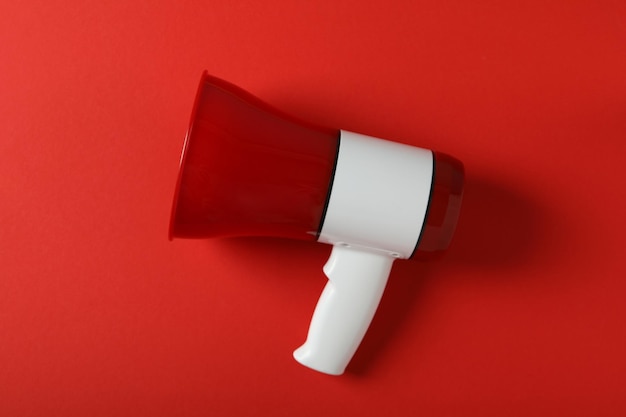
[293,245,394,375]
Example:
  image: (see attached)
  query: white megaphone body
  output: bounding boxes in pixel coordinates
[170,72,464,375]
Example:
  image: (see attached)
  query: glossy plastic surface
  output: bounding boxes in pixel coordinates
[170,72,339,241]
[318,130,434,258]
[294,244,394,375]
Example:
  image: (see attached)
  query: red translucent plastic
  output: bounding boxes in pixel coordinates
[170,72,464,259]
[412,152,465,259]
[169,72,339,241]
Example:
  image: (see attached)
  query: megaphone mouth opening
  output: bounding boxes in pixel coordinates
[168,72,340,242]
[169,71,210,241]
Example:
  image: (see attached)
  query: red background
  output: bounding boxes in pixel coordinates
[2,1,625,415]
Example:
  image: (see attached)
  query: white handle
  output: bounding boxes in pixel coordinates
[293,244,395,375]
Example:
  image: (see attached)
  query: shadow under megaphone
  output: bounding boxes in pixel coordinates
[347,175,548,376]
[202,173,551,377]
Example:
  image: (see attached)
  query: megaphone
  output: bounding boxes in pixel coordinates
[170,72,464,375]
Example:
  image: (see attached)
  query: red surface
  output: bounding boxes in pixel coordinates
[1,1,625,416]
[170,72,338,241]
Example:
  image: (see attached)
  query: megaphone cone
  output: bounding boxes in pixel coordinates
[170,72,339,241]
